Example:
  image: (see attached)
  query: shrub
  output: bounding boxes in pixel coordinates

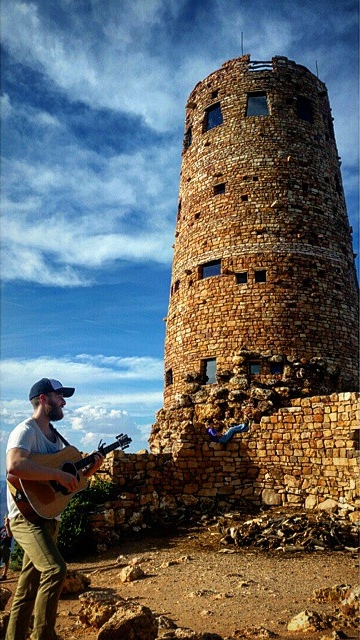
[58,476,118,560]
[10,540,24,571]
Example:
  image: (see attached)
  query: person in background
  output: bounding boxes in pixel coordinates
[206,418,251,444]
[5,378,104,640]
[0,515,12,580]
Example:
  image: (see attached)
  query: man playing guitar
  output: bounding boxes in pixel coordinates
[5,378,104,640]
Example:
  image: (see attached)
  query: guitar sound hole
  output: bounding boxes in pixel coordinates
[53,462,79,495]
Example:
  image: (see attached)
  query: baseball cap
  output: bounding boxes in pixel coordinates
[29,378,75,400]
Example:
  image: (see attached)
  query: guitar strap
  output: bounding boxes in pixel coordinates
[49,424,71,447]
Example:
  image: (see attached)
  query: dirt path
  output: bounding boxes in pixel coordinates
[3,523,358,639]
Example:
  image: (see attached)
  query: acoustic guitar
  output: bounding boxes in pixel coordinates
[7,433,131,521]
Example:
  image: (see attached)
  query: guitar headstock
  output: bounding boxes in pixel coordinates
[115,433,132,450]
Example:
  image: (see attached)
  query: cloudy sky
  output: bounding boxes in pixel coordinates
[0,0,358,465]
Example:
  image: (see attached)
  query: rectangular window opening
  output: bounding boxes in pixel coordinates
[255,269,267,283]
[236,271,248,284]
[249,361,260,375]
[214,183,226,195]
[202,358,217,385]
[297,96,313,123]
[201,259,221,279]
[204,102,223,131]
[270,362,283,375]
[183,127,192,149]
[246,92,269,116]
[165,369,173,387]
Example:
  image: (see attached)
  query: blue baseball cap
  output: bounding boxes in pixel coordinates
[29,378,75,400]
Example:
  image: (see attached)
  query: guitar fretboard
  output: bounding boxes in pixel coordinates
[74,437,130,471]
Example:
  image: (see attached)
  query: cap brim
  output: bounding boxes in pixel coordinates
[61,387,75,397]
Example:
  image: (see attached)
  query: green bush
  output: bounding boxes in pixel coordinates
[10,540,24,571]
[58,476,118,560]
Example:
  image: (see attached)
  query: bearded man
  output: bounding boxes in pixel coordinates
[5,378,104,640]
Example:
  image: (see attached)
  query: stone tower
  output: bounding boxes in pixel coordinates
[150,55,358,452]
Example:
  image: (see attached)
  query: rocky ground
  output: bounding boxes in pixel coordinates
[2,510,359,639]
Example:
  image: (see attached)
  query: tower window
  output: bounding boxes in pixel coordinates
[236,271,248,284]
[214,183,226,195]
[204,102,223,131]
[184,127,192,149]
[202,358,217,384]
[246,92,269,116]
[255,269,267,283]
[335,175,342,196]
[201,260,221,279]
[270,362,283,375]
[249,361,260,375]
[297,96,313,123]
[171,280,180,296]
[165,369,173,386]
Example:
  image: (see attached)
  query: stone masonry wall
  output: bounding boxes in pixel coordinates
[91,393,359,542]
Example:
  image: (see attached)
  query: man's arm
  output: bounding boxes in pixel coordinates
[6,447,80,493]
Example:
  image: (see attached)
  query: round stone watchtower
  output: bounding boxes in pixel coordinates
[150,54,358,451]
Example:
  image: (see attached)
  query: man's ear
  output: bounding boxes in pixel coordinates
[38,393,49,405]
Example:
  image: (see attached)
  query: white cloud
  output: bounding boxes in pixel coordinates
[0,93,12,119]
[69,405,136,433]
[0,355,163,455]
[1,0,358,288]
[1,142,178,284]
[0,0,187,131]
[0,354,164,396]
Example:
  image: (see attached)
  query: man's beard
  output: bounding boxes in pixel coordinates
[45,400,63,422]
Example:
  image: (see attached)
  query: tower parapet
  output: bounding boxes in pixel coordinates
[151,55,358,451]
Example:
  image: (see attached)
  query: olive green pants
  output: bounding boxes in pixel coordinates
[5,515,66,640]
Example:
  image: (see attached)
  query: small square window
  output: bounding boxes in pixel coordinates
[241,194,248,201]
[249,361,260,375]
[270,362,283,375]
[184,127,192,149]
[202,358,217,384]
[165,369,173,386]
[204,102,223,131]
[246,92,269,116]
[236,272,248,284]
[255,270,267,283]
[214,183,226,195]
[297,96,313,123]
[201,260,221,279]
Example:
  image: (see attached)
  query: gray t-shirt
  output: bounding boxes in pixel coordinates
[6,418,63,519]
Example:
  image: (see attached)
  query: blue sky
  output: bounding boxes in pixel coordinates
[0,0,359,464]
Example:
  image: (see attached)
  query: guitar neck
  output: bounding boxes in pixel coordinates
[74,440,121,471]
